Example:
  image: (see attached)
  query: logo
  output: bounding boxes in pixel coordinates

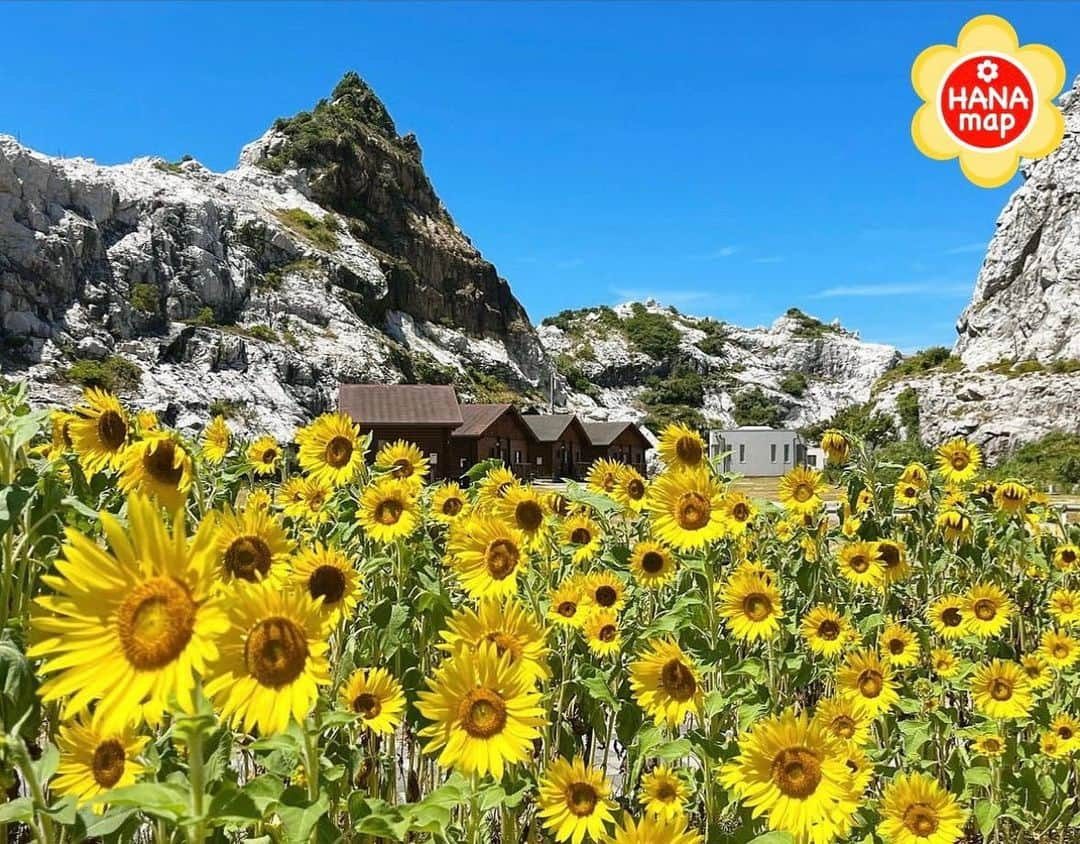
[911,15,1066,187]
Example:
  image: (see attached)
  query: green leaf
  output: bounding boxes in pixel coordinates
[91,782,189,821]
[0,797,34,823]
[974,799,1000,836]
[746,832,795,844]
[964,767,993,788]
[81,806,138,838]
[348,796,411,840]
[277,788,330,844]
[208,783,264,825]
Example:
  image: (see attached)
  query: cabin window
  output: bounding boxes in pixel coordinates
[514,450,522,463]
[429,452,438,465]
[739,444,746,462]
[784,444,790,463]
[770,444,777,462]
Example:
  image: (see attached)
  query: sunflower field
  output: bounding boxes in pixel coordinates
[0,377,1078,844]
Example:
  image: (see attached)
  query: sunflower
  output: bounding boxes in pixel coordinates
[800,606,850,658]
[586,458,623,495]
[243,488,272,513]
[582,571,626,612]
[613,465,649,513]
[247,435,283,476]
[1053,544,1080,572]
[201,415,230,465]
[582,608,621,657]
[537,755,617,844]
[295,412,366,486]
[28,495,226,731]
[1020,654,1054,690]
[840,515,862,538]
[646,469,727,551]
[657,423,706,471]
[629,638,703,727]
[935,510,971,544]
[68,388,130,477]
[901,462,929,488]
[214,506,292,585]
[718,710,859,844]
[842,745,873,795]
[437,598,550,682]
[893,481,923,509]
[1049,712,1080,749]
[719,572,784,642]
[836,648,899,718]
[878,772,968,844]
[629,541,679,588]
[282,475,334,525]
[971,733,1005,758]
[880,623,920,668]
[927,595,968,640]
[431,482,470,523]
[204,581,330,735]
[930,648,958,678]
[562,513,603,564]
[1041,731,1068,758]
[639,764,689,821]
[935,438,981,485]
[778,466,826,515]
[549,578,588,627]
[52,712,148,810]
[357,478,419,544]
[416,642,545,779]
[42,409,76,461]
[289,542,361,623]
[493,485,549,548]
[1040,628,1080,670]
[820,430,849,464]
[813,696,871,745]
[476,465,519,505]
[970,660,1033,720]
[1049,588,1080,626]
[720,491,757,535]
[374,440,429,488]
[964,583,1013,638]
[993,479,1029,515]
[117,432,194,513]
[449,517,529,600]
[878,539,910,583]
[854,488,873,515]
[611,814,702,844]
[339,667,406,735]
[836,541,885,590]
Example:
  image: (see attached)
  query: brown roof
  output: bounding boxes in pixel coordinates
[337,384,463,427]
[452,404,512,437]
[582,421,651,447]
[522,413,581,442]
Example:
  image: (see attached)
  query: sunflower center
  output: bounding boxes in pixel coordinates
[1058,725,1074,740]
[1052,642,1069,659]
[888,638,905,655]
[261,448,278,465]
[742,593,772,622]
[595,586,618,607]
[660,659,697,702]
[973,599,997,621]
[818,620,840,640]
[675,436,702,465]
[496,481,513,498]
[116,576,196,670]
[374,499,404,526]
[144,440,183,486]
[352,692,382,720]
[97,410,127,450]
[941,607,963,628]
[675,492,710,530]
[566,782,598,817]
[880,544,900,568]
[792,483,813,503]
[557,600,577,618]
[731,502,751,522]
[950,452,970,471]
[225,535,272,581]
[570,527,592,545]
[848,554,869,573]
[392,458,413,479]
[91,740,126,789]
[599,624,617,642]
[641,551,665,574]
[485,631,520,661]
[989,678,1013,701]
[770,748,822,799]
[626,479,646,500]
[831,716,855,739]
[516,501,544,532]
[324,436,353,468]
[309,565,347,605]
[441,497,463,516]
[656,782,677,801]
[458,688,507,738]
[903,804,940,837]
[485,539,520,580]
[1063,549,1077,564]
[982,738,1002,753]
[244,617,309,688]
[857,669,883,699]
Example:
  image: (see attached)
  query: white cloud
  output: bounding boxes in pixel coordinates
[945,242,987,255]
[811,282,971,299]
[689,246,737,260]
[752,256,784,264]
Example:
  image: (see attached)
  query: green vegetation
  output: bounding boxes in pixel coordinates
[803,401,897,450]
[874,346,963,391]
[625,303,682,360]
[261,258,323,291]
[895,387,921,439]
[982,357,1080,378]
[732,387,784,428]
[190,307,217,327]
[410,352,457,386]
[130,283,160,314]
[208,398,244,419]
[992,431,1080,489]
[63,356,142,392]
[244,324,278,343]
[464,367,527,405]
[640,365,704,407]
[555,355,601,401]
[694,318,728,357]
[641,403,706,434]
[273,208,341,252]
[778,371,808,398]
[541,305,622,336]
[785,308,839,339]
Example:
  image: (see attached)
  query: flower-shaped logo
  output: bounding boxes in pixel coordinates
[911,15,1066,187]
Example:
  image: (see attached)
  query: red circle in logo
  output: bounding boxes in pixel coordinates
[938,54,1035,149]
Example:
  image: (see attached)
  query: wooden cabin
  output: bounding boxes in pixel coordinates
[522,414,592,480]
[582,421,651,474]
[451,403,538,479]
[336,384,463,480]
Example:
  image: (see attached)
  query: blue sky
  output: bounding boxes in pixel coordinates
[2,2,1076,351]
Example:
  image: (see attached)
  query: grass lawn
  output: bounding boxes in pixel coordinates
[731,475,841,503]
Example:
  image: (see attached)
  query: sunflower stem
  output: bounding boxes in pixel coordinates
[11,735,55,844]
[186,725,206,844]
